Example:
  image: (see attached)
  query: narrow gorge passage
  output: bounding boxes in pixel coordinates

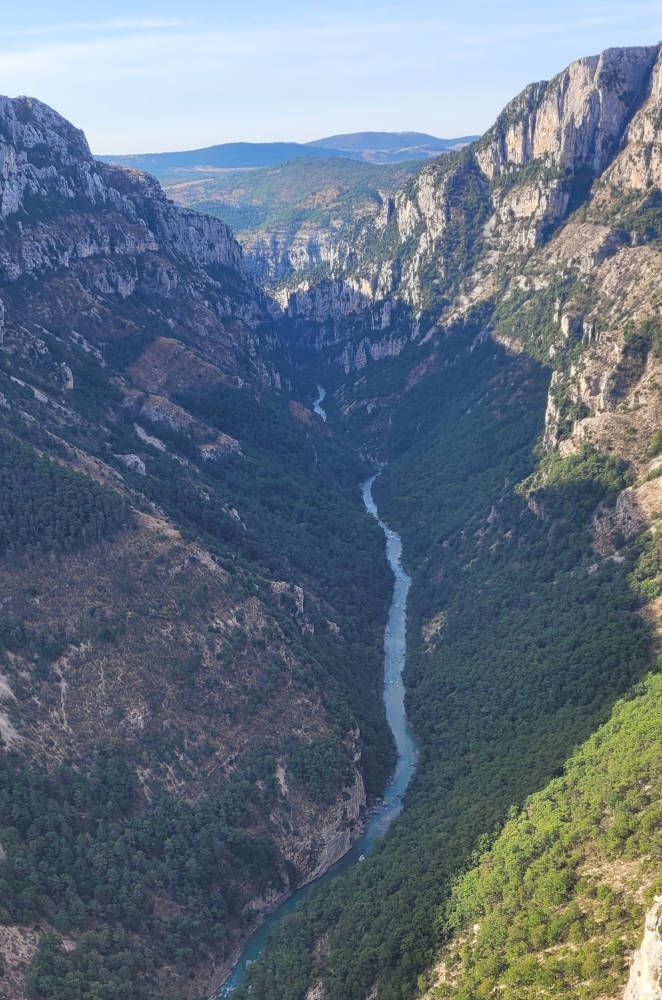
[218,466,419,997]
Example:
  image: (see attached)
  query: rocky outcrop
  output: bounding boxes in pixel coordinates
[242,223,339,287]
[308,765,366,878]
[278,276,377,320]
[0,95,245,278]
[0,95,282,390]
[476,47,658,179]
[623,897,662,1000]
[305,983,329,1000]
[276,43,662,364]
[597,50,662,193]
[280,757,366,882]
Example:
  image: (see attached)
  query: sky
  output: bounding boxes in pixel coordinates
[2,1,662,154]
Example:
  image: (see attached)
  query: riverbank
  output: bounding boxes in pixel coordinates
[216,469,418,997]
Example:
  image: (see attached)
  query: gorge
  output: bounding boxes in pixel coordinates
[219,468,417,996]
[1,39,662,1000]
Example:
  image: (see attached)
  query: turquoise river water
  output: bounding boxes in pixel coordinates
[312,384,327,421]
[217,397,418,996]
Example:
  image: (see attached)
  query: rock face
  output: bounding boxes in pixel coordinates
[304,763,366,880]
[278,276,377,320]
[242,223,339,287]
[0,95,279,387]
[0,96,244,274]
[275,43,662,349]
[476,47,658,179]
[623,898,662,1000]
[273,746,367,883]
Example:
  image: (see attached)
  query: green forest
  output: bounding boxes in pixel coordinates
[233,332,657,1000]
[0,302,402,997]
[2,746,284,999]
[427,669,662,999]
[0,434,128,556]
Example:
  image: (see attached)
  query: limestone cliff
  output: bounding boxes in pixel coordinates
[0,97,243,275]
[623,898,662,1000]
[243,223,337,286]
[476,46,657,179]
[276,44,662,382]
[0,95,280,388]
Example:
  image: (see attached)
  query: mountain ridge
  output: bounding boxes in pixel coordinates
[0,91,396,1000]
[97,131,478,175]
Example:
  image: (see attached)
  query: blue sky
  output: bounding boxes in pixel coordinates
[3,1,662,153]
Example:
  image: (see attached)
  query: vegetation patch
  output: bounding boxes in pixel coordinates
[424,670,662,1000]
[520,446,631,523]
[1,747,284,999]
[285,738,354,805]
[0,435,128,556]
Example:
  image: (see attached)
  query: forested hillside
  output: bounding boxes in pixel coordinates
[228,42,662,1000]
[419,670,662,1000]
[0,96,395,1000]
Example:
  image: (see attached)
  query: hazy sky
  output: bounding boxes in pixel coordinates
[3,1,662,153]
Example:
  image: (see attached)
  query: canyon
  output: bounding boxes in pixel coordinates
[1,41,662,1000]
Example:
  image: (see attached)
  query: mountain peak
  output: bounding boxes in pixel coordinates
[0,94,92,163]
[478,42,661,179]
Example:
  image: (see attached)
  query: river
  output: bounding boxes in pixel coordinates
[313,384,327,421]
[217,459,417,997]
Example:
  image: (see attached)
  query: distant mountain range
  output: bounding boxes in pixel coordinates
[308,130,478,161]
[97,130,478,175]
